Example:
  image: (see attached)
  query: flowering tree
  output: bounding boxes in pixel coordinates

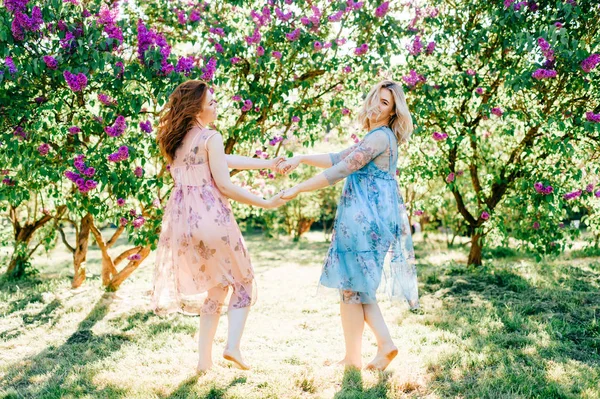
[1,0,404,285]
[399,0,600,264]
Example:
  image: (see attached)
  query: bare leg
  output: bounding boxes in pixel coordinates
[197,286,227,372]
[222,287,252,370]
[363,302,398,371]
[338,291,365,369]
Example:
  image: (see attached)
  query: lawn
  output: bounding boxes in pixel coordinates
[1,231,599,398]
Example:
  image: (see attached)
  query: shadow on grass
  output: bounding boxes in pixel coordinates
[0,292,131,399]
[421,261,600,398]
[160,375,248,399]
[333,367,392,399]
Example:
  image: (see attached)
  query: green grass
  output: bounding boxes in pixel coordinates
[1,232,599,398]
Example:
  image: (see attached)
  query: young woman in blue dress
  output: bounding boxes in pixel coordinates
[280,80,419,371]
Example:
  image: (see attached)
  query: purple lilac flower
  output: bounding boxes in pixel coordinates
[537,37,554,61]
[269,136,284,146]
[426,41,435,55]
[43,56,58,69]
[140,120,152,133]
[314,41,322,51]
[354,43,369,56]
[257,46,265,56]
[241,99,253,112]
[343,65,352,74]
[108,146,129,162]
[533,221,540,229]
[37,143,49,156]
[98,93,116,106]
[275,7,293,22]
[481,211,490,220]
[11,6,43,41]
[581,54,600,73]
[128,254,141,261]
[134,166,143,177]
[63,70,88,92]
[117,198,125,206]
[13,126,27,140]
[402,70,426,87]
[291,115,300,123]
[4,57,17,75]
[532,68,557,79]
[285,28,300,41]
[105,115,127,137]
[432,132,448,141]
[4,0,29,14]
[272,51,282,59]
[563,190,582,200]
[407,36,423,56]
[375,2,390,18]
[534,182,553,195]
[209,27,225,36]
[201,57,217,81]
[68,126,81,135]
[132,217,145,228]
[586,112,600,123]
[175,56,194,75]
[491,107,503,117]
[585,183,594,193]
[446,173,455,183]
[189,9,201,22]
[245,27,261,45]
[328,10,343,22]
[97,5,123,45]
[230,57,242,64]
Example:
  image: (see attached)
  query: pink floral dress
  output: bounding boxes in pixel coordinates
[151,128,256,315]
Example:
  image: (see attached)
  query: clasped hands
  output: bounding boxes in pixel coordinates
[265,155,302,205]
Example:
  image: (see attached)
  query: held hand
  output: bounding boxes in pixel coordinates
[278,156,301,175]
[265,191,288,209]
[270,156,287,173]
[281,186,300,200]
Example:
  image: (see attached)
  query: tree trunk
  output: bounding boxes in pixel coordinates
[72,213,93,288]
[106,245,152,291]
[293,218,314,241]
[6,241,33,278]
[468,233,484,266]
[5,205,66,278]
[6,219,52,277]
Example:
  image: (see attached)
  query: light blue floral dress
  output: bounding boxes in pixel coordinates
[320,126,419,309]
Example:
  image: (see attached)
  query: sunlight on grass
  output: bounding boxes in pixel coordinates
[1,231,599,398]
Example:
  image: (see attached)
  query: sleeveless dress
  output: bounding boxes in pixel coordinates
[320,126,419,309]
[151,128,256,315]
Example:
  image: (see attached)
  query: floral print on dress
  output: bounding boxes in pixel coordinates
[319,126,419,309]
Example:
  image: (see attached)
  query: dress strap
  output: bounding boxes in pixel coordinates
[204,131,219,152]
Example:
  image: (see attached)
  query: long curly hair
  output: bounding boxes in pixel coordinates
[157,80,209,163]
[357,80,414,143]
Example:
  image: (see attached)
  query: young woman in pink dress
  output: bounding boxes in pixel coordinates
[152,80,287,372]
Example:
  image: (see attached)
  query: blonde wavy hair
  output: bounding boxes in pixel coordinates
[357,80,414,143]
